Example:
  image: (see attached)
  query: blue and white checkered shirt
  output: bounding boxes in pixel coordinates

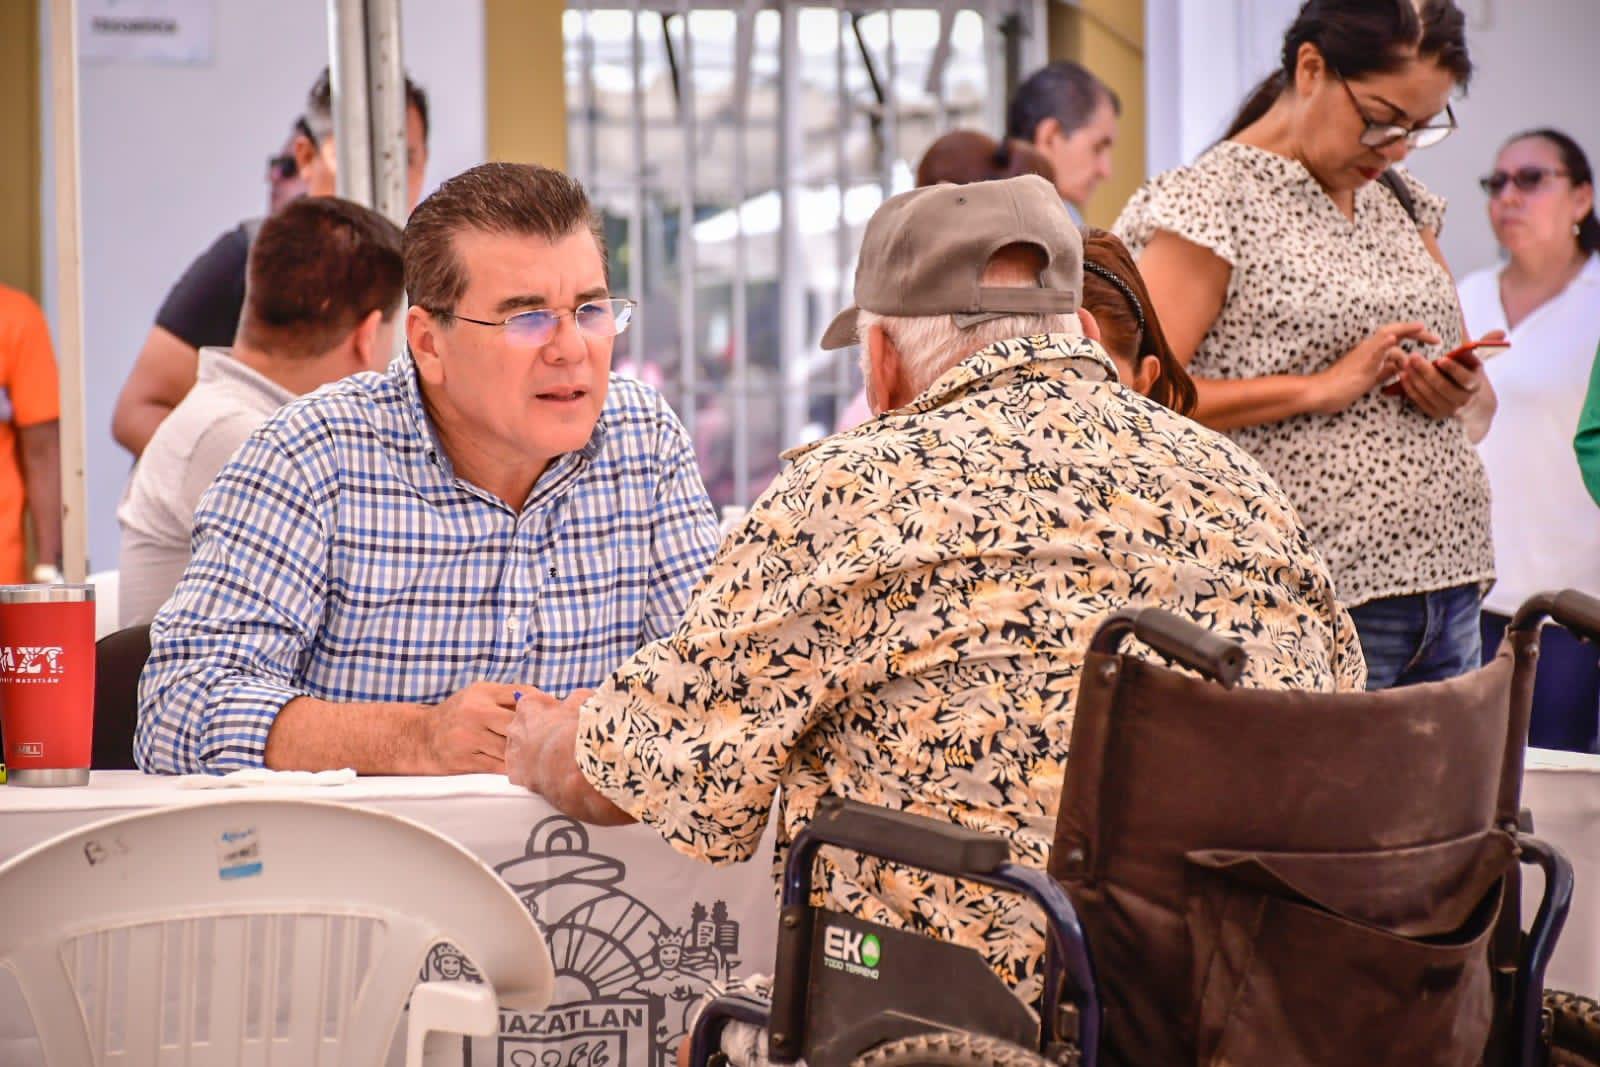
[135,355,720,774]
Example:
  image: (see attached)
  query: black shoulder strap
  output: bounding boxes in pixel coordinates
[1379,169,1419,226]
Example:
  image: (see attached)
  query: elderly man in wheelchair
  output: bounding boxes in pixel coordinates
[504,175,1459,1064]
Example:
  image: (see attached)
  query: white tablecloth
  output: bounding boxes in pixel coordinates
[0,771,779,1067]
[3,754,1592,1063]
[1525,747,1600,998]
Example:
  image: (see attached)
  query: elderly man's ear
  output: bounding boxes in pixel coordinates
[864,323,902,415]
[865,323,911,415]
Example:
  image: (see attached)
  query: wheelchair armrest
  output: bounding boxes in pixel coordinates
[1512,835,1575,1067]
[1088,608,1248,687]
[1509,589,1600,644]
[806,796,1010,879]
[687,993,772,1067]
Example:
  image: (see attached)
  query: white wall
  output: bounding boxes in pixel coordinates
[1145,0,1300,176]
[39,0,486,573]
[1405,0,1600,275]
[1145,0,1600,275]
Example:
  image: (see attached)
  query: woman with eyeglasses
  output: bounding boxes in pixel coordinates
[1459,130,1600,750]
[1114,0,1491,691]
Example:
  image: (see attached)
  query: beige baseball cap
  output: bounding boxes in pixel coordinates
[820,173,1083,350]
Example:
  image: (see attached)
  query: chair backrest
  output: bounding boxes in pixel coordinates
[1051,628,1540,1067]
[0,797,554,1066]
[92,624,150,770]
[87,570,119,641]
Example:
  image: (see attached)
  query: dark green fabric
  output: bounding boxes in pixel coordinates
[1574,341,1600,506]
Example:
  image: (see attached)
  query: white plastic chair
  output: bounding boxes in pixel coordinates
[0,798,554,1066]
[87,569,118,640]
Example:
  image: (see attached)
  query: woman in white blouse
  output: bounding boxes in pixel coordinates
[1115,0,1494,691]
[1460,129,1600,751]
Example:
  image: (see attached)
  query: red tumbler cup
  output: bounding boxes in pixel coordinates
[0,584,95,786]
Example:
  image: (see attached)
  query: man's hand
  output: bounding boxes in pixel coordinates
[266,683,520,775]
[418,682,521,774]
[508,688,634,825]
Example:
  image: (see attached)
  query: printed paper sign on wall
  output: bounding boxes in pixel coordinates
[80,0,214,65]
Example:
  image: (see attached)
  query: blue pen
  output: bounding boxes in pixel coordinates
[513,690,524,703]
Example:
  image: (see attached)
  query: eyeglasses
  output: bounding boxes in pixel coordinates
[267,154,298,182]
[439,298,636,346]
[269,117,324,182]
[1480,166,1571,197]
[1338,76,1457,150]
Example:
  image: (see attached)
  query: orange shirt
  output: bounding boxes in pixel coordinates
[0,286,60,584]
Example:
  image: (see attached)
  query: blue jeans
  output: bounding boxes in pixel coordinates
[1347,584,1483,691]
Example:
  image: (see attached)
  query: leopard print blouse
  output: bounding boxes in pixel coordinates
[1115,140,1493,607]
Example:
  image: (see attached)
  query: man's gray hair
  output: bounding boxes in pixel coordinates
[856,309,1080,399]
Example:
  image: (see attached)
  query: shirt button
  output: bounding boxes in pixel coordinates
[505,617,521,639]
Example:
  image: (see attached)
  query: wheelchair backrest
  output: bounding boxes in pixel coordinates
[1049,628,1539,1067]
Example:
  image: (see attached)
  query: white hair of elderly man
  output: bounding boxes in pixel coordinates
[857,307,1081,400]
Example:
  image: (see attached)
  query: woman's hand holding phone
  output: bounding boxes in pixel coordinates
[1380,332,1509,399]
[1394,345,1490,418]
[1310,321,1437,415]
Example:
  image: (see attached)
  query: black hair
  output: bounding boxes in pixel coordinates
[1504,128,1600,257]
[1223,0,1472,140]
[306,66,431,144]
[1006,61,1120,144]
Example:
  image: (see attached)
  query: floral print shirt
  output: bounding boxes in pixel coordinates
[577,332,1365,1001]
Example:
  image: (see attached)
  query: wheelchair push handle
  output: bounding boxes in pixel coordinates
[1089,608,1248,688]
[804,796,1011,879]
[1510,589,1600,645]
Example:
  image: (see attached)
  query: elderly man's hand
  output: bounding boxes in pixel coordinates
[507,688,634,825]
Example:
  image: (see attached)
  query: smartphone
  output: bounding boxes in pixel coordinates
[1382,338,1511,395]
[1437,338,1511,371]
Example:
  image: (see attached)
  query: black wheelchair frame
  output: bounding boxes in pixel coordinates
[688,590,1593,1067]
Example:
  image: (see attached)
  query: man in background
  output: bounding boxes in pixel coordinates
[0,284,60,585]
[111,67,430,457]
[117,196,404,626]
[1007,60,1120,223]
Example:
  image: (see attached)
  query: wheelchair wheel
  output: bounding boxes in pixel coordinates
[1547,989,1600,1066]
[851,1031,1073,1067]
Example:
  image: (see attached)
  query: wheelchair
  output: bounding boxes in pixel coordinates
[690,590,1600,1067]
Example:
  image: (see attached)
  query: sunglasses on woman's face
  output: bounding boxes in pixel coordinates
[1480,166,1570,197]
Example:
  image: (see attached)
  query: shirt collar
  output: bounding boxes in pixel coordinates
[1217,141,1318,197]
[197,347,297,407]
[785,332,1116,460]
[392,350,611,476]
[1577,252,1600,287]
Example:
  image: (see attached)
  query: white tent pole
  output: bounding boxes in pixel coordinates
[328,0,405,224]
[364,0,407,227]
[48,0,88,582]
[328,0,375,207]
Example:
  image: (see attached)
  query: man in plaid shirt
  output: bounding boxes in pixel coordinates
[136,163,719,776]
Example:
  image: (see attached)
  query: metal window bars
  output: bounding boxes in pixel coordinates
[565,0,1042,511]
